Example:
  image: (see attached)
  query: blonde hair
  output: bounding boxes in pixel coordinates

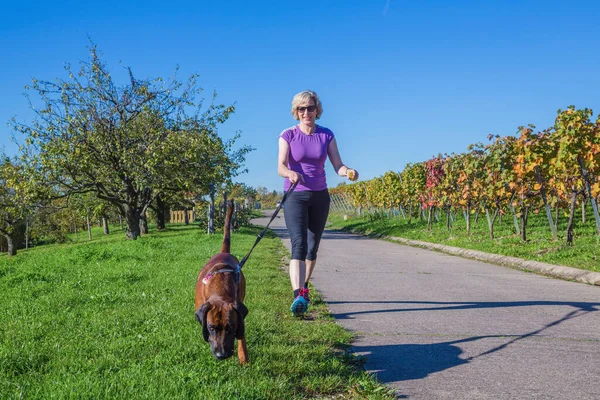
[291,90,323,120]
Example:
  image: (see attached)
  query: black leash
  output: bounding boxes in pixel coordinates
[236,181,298,274]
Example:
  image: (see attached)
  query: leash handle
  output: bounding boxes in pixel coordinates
[238,181,298,269]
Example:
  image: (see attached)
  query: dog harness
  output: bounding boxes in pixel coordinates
[202,266,241,285]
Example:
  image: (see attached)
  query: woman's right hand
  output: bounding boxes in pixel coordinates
[288,171,305,184]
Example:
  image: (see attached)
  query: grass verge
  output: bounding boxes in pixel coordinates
[327,211,600,273]
[0,224,395,399]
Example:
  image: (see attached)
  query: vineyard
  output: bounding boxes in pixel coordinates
[330,106,600,247]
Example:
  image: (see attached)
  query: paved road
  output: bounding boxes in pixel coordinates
[252,212,600,400]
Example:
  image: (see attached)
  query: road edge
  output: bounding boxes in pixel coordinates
[383,235,600,286]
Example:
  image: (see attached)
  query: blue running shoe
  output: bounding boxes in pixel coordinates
[291,295,308,316]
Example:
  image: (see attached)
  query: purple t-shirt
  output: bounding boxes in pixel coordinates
[280,125,335,191]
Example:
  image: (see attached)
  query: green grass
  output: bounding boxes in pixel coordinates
[0,224,394,399]
[328,209,600,273]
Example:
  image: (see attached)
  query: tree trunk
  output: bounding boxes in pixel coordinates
[490,208,500,240]
[25,216,29,250]
[207,205,214,234]
[484,203,498,240]
[140,212,149,235]
[578,156,600,234]
[124,205,141,240]
[208,184,216,233]
[510,203,520,235]
[1,232,16,256]
[155,194,166,231]
[465,205,471,232]
[543,196,557,240]
[87,215,92,240]
[103,217,110,235]
[427,207,434,230]
[535,166,557,240]
[484,204,492,238]
[520,205,529,242]
[566,190,578,246]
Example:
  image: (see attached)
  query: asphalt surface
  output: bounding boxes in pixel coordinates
[252,211,600,400]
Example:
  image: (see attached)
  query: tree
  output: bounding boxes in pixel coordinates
[481,136,517,239]
[14,44,250,240]
[517,128,558,240]
[399,162,426,223]
[552,107,600,245]
[454,145,485,233]
[69,192,115,240]
[226,182,257,208]
[422,155,445,229]
[0,156,38,256]
[511,126,544,242]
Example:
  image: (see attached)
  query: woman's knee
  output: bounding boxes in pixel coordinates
[290,234,307,260]
[292,248,308,260]
[306,240,321,260]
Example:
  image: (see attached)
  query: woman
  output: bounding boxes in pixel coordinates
[278,90,359,316]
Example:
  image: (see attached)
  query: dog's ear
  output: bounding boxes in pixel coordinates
[195,303,211,342]
[234,303,248,340]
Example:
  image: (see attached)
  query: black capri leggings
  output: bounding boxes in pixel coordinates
[284,189,331,261]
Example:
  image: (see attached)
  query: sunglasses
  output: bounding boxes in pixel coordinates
[297,105,316,113]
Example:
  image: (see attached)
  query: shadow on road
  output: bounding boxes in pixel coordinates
[340,301,599,383]
[326,300,600,318]
[353,341,469,382]
[260,225,369,241]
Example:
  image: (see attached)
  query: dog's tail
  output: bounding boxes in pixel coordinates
[221,200,234,253]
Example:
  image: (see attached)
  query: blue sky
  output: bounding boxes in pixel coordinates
[2,1,599,192]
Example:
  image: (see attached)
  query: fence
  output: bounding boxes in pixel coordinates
[330,193,422,220]
[170,210,195,224]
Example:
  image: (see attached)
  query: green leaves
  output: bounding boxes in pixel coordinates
[0,155,40,255]
[12,43,251,240]
[329,106,600,244]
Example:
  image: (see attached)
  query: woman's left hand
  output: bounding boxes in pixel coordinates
[347,169,359,181]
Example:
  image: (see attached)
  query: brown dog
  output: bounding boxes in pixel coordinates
[195,200,249,364]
